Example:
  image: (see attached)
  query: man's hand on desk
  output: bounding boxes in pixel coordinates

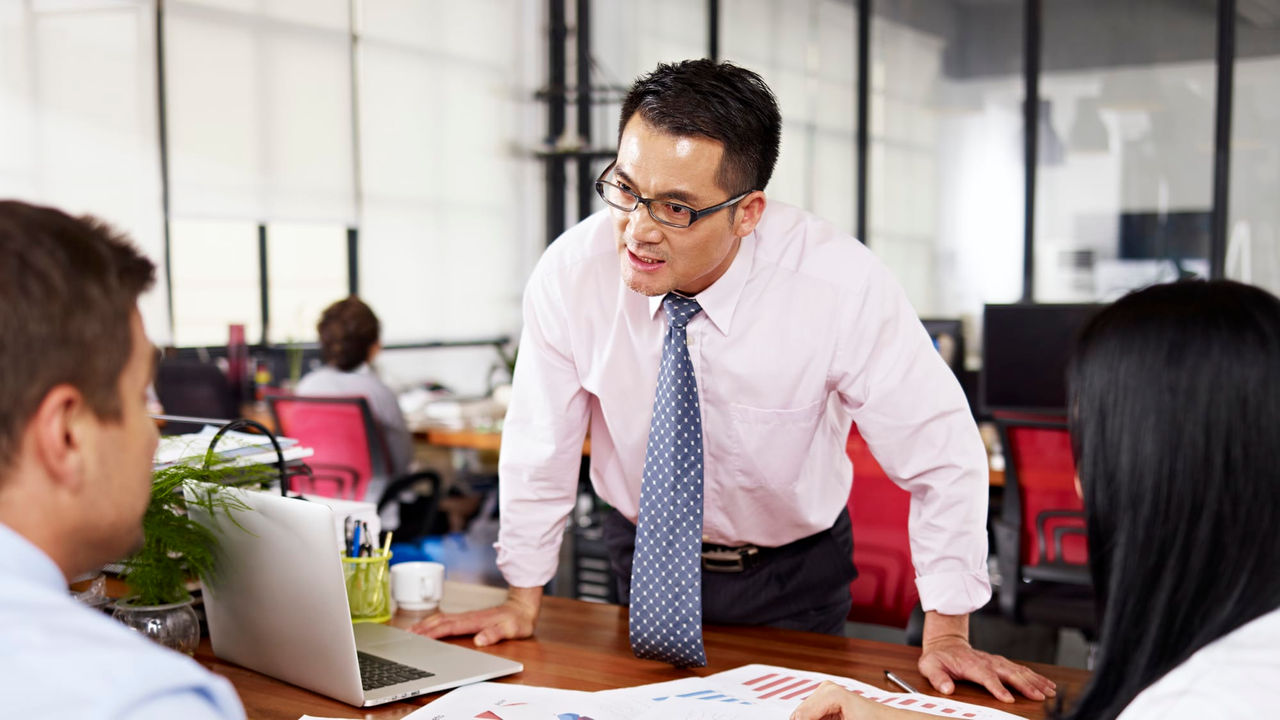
[410,585,542,647]
[918,611,1057,703]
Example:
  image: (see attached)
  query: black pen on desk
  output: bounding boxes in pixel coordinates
[884,670,920,694]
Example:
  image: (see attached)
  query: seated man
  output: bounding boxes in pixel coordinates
[0,201,245,718]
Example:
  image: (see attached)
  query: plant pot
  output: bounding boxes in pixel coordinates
[112,595,201,656]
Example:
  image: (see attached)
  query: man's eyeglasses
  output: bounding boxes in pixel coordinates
[594,161,750,229]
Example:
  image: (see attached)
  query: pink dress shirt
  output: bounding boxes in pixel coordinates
[497,201,992,616]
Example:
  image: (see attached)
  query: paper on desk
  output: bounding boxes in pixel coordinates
[602,665,1028,720]
[406,665,1027,720]
[154,425,301,467]
[400,682,597,720]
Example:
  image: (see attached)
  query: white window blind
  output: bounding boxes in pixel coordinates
[721,0,857,235]
[266,221,348,344]
[169,218,261,347]
[0,0,170,344]
[355,0,535,344]
[163,0,355,224]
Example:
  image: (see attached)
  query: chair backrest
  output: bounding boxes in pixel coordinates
[266,395,391,501]
[845,424,919,629]
[997,415,1087,569]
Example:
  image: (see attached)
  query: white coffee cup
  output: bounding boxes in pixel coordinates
[391,561,445,611]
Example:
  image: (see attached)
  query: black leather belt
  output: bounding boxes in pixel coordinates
[700,523,833,573]
[700,543,763,573]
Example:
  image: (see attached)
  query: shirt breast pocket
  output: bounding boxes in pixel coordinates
[727,399,825,487]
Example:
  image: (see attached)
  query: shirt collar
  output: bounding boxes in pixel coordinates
[645,232,756,336]
[0,521,69,592]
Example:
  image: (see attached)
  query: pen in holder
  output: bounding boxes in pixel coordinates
[341,548,392,623]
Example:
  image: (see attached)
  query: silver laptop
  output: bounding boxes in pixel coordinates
[185,485,523,706]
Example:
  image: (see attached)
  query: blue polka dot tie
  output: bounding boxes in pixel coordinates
[629,293,707,668]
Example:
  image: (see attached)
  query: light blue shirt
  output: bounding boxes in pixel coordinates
[0,522,245,719]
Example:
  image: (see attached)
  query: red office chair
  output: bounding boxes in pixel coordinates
[992,415,1095,634]
[845,424,921,631]
[267,395,384,500]
[266,396,441,539]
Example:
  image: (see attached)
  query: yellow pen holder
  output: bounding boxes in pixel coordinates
[341,548,392,624]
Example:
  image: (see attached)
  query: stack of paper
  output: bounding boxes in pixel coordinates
[396,664,1029,720]
[154,425,313,470]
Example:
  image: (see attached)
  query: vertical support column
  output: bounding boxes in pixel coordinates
[258,223,269,345]
[575,0,593,222]
[855,0,870,245]
[1210,0,1236,280]
[347,227,359,296]
[1021,0,1042,303]
[546,0,567,245]
[156,1,175,339]
[707,0,719,61]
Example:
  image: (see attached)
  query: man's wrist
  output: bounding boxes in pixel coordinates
[507,585,543,620]
[921,610,970,648]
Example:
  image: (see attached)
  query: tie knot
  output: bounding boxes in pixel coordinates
[663,294,702,328]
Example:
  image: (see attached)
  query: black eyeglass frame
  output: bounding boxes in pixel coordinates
[594,161,752,229]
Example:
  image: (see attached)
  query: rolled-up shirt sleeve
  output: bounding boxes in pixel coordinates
[494,252,592,589]
[833,258,992,616]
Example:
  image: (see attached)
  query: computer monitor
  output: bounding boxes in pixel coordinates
[1118,210,1211,261]
[981,303,1102,415]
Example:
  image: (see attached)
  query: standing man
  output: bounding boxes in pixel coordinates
[415,60,1053,702]
[0,201,245,718]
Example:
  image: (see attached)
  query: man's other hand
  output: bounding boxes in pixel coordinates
[918,611,1057,702]
[409,586,541,647]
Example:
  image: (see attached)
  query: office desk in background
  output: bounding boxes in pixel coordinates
[412,425,1000,485]
[196,581,1090,720]
[412,425,592,456]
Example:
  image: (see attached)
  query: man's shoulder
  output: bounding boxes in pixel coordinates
[752,201,885,288]
[539,210,616,272]
[0,589,240,712]
[0,585,232,702]
[526,211,619,302]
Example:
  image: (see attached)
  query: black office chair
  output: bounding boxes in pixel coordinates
[154,359,239,434]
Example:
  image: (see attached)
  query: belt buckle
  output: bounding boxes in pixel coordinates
[701,545,760,573]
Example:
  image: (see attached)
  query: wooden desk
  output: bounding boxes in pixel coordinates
[195,584,1090,720]
[414,426,591,455]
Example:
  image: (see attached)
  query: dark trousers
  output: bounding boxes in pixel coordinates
[602,507,857,636]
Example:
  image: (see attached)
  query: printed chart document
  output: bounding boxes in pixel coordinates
[154,424,312,469]
[400,664,1028,720]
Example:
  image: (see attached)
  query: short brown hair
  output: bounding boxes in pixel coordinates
[0,201,156,472]
[317,296,381,372]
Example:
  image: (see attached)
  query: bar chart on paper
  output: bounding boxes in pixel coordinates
[412,667,1029,720]
[709,665,1028,720]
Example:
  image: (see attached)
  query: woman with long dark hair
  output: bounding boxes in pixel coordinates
[792,280,1280,720]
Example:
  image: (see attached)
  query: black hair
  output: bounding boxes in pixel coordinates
[1059,280,1280,720]
[619,59,781,195]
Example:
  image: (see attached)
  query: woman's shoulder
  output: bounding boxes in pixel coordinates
[1119,607,1280,720]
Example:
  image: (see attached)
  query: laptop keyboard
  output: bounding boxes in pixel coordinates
[356,650,435,691]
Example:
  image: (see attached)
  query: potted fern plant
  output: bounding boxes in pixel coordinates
[112,460,269,655]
